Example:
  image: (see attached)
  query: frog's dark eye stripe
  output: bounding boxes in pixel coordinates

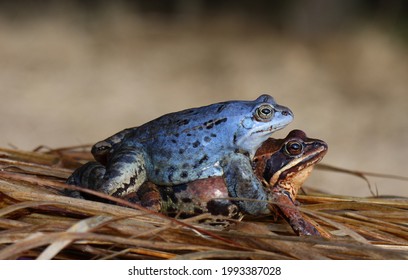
[284,140,303,156]
[254,104,274,121]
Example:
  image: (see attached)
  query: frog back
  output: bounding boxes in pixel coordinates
[128,103,239,184]
[122,95,290,185]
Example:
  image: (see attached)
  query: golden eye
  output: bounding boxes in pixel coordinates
[255,104,274,121]
[284,140,303,156]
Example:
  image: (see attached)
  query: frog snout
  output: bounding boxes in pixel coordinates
[276,107,294,122]
[276,104,293,117]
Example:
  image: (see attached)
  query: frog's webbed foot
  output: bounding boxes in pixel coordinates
[99,146,147,197]
[65,161,106,198]
[222,153,269,215]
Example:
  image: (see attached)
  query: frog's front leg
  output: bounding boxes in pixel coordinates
[221,153,270,215]
[270,188,321,236]
[100,145,147,197]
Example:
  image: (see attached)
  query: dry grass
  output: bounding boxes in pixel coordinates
[0,146,407,260]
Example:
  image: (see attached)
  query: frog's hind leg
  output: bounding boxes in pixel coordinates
[65,161,106,198]
[100,146,147,197]
[221,153,270,215]
[66,146,147,199]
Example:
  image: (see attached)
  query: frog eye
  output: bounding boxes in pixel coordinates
[255,104,274,121]
[284,140,303,156]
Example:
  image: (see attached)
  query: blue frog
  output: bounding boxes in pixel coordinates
[67,94,293,214]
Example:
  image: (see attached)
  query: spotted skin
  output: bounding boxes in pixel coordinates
[67,94,294,214]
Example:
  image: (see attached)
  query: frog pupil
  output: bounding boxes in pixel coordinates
[286,141,303,155]
[261,108,271,115]
[292,143,300,149]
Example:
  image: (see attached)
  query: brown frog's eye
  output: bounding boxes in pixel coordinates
[255,104,274,121]
[284,140,303,156]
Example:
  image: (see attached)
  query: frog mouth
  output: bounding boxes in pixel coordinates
[253,122,288,136]
[271,116,295,130]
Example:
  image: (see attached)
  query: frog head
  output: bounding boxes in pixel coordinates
[253,129,328,199]
[234,94,294,157]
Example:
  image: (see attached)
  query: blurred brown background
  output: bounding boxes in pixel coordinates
[1,1,407,197]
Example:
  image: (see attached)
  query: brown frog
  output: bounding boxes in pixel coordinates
[128,129,328,236]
